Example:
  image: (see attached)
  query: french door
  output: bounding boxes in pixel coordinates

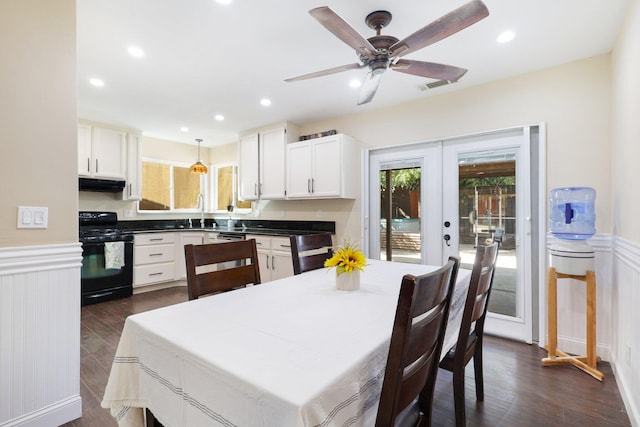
[367,128,535,343]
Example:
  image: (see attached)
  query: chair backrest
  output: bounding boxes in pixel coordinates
[376,257,460,427]
[184,239,261,300]
[457,242,499,348]
[289,233,334,275]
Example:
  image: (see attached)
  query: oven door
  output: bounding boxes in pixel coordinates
[81,240,133,305]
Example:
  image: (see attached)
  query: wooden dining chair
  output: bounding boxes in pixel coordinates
[376,257,460,427]
[184,239,261,300]
[289,233,334,275]
[438,242,500,427]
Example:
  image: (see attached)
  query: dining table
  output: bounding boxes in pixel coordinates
[101,259,471,427]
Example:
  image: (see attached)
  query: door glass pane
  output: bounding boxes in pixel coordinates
[458,153,517,317]
[174,166,201,209]
[140,161,170,210]
[379,166,421,264]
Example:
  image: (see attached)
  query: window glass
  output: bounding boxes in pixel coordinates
[140,161,170,210]
[174,166,201,209]
[217,166,234,210]
[212,164,251,211]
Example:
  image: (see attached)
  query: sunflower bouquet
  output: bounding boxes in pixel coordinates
[324,239,367,276]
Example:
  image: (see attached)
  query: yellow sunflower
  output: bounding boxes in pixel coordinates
[324,239,367,276]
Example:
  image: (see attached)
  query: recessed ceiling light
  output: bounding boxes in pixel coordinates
[349,79,361,89]
[497,31,515,44]
[214,114,224,121]
[260,98,272,107]
[215,0,232,4]
[89,78,105,87]
[181,127,189,132]
[127,46,145,57]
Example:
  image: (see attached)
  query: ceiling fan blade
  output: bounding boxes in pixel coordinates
[284,63,364,82]
[389,0,489,58]
[357,71,383,105]
[309,6,377,58]
[391,59,468,81]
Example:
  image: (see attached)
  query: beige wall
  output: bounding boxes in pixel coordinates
[0,0,77,248]
[298,55,612,241]
[612,0,640,241]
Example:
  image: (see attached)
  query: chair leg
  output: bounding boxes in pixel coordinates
[453,368,466,427]
[473,346,484,402]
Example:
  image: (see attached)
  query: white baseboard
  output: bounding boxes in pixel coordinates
[0,396,81,427]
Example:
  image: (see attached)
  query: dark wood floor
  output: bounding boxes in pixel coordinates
[63,286,631,427]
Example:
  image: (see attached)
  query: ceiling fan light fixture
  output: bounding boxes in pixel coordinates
[190,138,208,174]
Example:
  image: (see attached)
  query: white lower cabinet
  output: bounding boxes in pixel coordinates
[134,233,176,288]
[249,235,294,282]
[175,232,205,280]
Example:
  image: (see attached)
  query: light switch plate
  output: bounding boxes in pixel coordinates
[17,206,48,229]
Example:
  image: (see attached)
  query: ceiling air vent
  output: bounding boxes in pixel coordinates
[420,79,459,91]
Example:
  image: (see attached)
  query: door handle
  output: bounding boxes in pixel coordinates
[443,234,451,247]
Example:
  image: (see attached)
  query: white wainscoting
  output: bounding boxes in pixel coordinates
[0,243,83,427]
[543,234,639,426]
[611,237,640,427]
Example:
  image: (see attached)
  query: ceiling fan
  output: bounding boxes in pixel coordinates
[284,1,489,105]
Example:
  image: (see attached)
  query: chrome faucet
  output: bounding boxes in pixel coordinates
[197,193,205,228]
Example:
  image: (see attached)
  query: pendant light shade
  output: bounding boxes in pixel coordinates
[190,138,208,174]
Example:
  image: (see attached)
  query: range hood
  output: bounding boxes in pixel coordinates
[79,177,126,193]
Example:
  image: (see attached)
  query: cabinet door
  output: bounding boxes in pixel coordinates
[176,233,205,280]
[256,249,271,282]
[312,136,342,198]
[123,133,142,200]
[238,133,259,200]
[286,141,313,198]
[92,127,126,179]
[271,251,294,281]
[78,124,92,176]
[259,128,286,199]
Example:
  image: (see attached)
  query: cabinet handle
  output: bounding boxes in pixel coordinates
[95,158,99,174]
[87,158,90,173]
[149,272,164,277]
[265,254,270,269]
[307,178,311,193]
[129,183,132,196]
[254,183,257,196]
[150,238,164,242]
[272,255,275,270]
[279,244,290,248]
[311,178,315,193]
[149,253,164,257]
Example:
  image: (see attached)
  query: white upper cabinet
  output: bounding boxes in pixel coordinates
[123,133,142,200]
[238,122,300,201]
[78,124,126,179]
[259,128,287,199]
[286,134,359,199]
[238,133,260,200]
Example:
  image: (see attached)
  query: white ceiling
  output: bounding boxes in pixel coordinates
[77,0,629,147]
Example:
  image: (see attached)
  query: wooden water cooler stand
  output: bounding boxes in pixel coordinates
[541,267,604,381]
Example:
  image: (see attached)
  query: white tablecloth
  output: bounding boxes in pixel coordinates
[101,260,471,427]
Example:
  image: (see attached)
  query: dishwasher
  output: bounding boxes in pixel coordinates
[207,232,247,269]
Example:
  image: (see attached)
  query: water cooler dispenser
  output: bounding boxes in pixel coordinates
[548,187,596,275]
[542,186,603,381]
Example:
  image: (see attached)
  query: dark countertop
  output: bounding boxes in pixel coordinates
[117,218,335,237]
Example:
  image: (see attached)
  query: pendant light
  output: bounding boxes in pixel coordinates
[190,138,208,174]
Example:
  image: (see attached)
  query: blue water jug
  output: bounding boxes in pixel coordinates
[549,187,596,240]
